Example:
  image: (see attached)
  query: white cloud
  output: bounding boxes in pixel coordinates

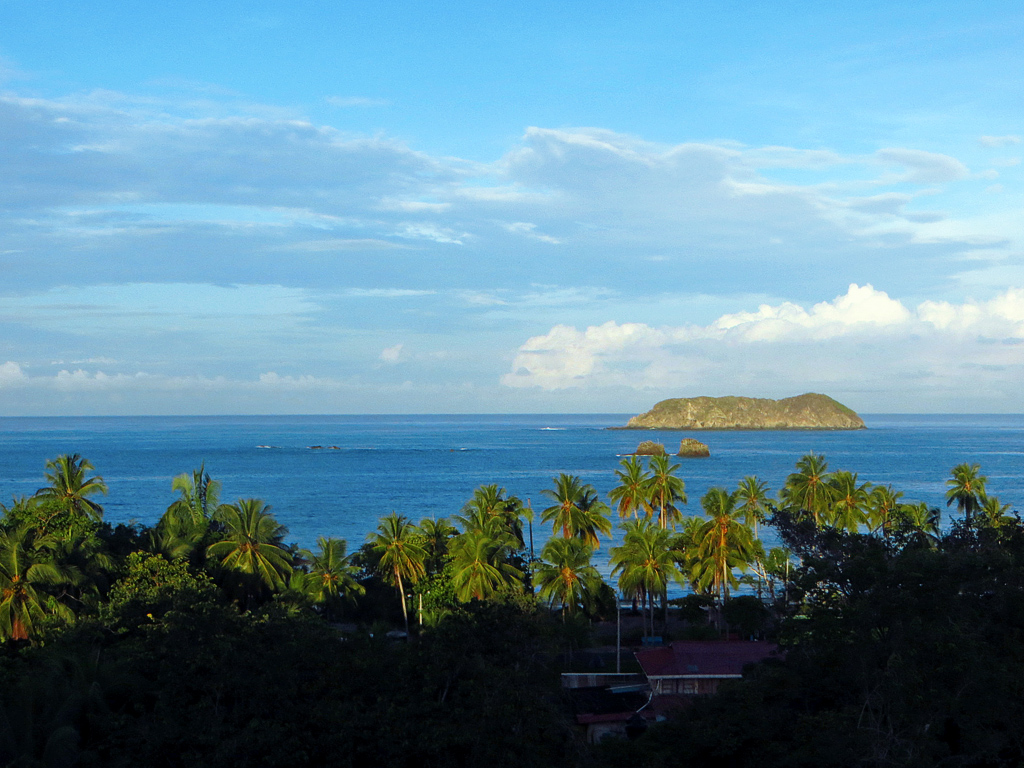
[0,362,28,387]
[502,284,1024,406]
[503,221,561,244]
[325,96,390,108]
[279,238,407,251]
[979,135,1022,148]
[345,288,435,298]
[393,223,466,244]
[875,148,970,183]
[257,372,325,387]
[379,344,403,363]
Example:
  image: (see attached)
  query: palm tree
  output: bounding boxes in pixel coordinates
[868,485,904,539]
[781,453,831,525]
[0,526,73,641]
[826,471,871,532]
[416,517,457,575]
[206,499,294,607]
[608,456,653,520]
[154,464,222,562]
[368,513,426,636]
[734,476,771,539]
[763,547,795,603]
[695,488,755,607]
[449,529,522,602]
[610,518,682,637]
[33,454,108,523]
[647,455,687,529]
[898,502,942,548]
[978,495,1014,529]
[297,537,364,606]
[674,516,713,596]
[455,485,525,548]
[167,464,221,527]
[534,537,601,619]
[946,463,987,526]
[541,474,612,549]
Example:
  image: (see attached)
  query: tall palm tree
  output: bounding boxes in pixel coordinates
[781,453,831,525]
[946,463,987,526]
[33,454,108,523]
[541,474,612,549]
[734,476,771,539]
[535,538,602,619]
[449,529,522,602]
[826,471,871,532]
[610,518,682,637]
[868,485,904,539]
[0,526,73,641]
[455,485,525,548]
[608,456,653,520]
[297,537,364,606]
[416,517,457,576]
[206,499,294,607]
[695,488,755,606]
[647,455,687,529]
[368,513,426,636]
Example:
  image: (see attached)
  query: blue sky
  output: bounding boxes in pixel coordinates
[1,0,1023,414]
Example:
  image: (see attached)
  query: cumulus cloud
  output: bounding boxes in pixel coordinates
[502,284,1024,405]
[0,362,28,387]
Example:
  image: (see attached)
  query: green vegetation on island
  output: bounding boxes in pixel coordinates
[0,453,1022,767]
[623,392,866,430]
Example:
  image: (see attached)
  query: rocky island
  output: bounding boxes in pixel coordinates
[622,393,865,430]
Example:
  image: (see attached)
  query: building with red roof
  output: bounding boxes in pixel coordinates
[635,640,779,698]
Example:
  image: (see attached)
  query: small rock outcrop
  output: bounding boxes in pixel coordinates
[677,438,710,457]
[633,440,667,456]
[623,393,865,431]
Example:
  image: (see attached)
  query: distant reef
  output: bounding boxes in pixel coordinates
[620,393,865,431]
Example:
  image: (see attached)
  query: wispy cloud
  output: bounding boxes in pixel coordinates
[345,288,435,298]
[325,96,391,108]
[979,135,1022,148]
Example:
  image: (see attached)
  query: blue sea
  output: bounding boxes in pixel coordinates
[1,414,1023,582]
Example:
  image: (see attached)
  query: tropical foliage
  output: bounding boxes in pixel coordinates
[206,499,293,606]
[541,474,612,548]
[647,454,687,529]
[2,449,1023,767]
[534,537,601,618]
[33,453,108,525]
[369,512,427,634]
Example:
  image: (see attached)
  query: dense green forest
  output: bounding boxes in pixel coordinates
[1,452,1021,767]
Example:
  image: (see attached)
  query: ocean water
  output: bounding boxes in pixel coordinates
[1,413,1023,581]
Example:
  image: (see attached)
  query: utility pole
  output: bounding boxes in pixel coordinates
[616,593,622,673]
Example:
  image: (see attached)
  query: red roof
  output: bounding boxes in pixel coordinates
[636,640,779,678]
